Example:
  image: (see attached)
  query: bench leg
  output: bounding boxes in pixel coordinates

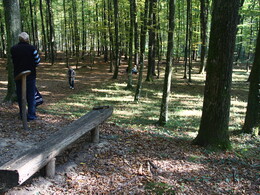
[46,158,56,178]
[91,126,99,143]
[21,76,28,130]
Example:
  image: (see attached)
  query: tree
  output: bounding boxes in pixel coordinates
[112,0,119,79]
[242,28,260,134]
[193,0,240,149]
[3,0,21,102]
[134,0,149,101]
[46,0,55,65]
[146,0,157,82]
[199,0,209,74]
[158,0,175,125]
[126,0,135,89]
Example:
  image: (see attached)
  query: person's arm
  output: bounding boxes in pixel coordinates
[33,49,41,66]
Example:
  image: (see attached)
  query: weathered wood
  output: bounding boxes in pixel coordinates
[14,70,31,130]
[45,158,56,178]
[91,127,99,143]
[0,106,113,189]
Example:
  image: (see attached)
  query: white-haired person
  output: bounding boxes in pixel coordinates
[11,32,41,121]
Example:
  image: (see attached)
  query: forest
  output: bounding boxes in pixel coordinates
[0,0,259,194]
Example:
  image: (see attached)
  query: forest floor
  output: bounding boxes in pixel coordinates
[0,55,259,194]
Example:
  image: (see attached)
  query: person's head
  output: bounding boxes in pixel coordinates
[18,32,29,43]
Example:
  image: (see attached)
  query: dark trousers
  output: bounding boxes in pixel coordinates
[15,78,37,120]
[69,77,74,88]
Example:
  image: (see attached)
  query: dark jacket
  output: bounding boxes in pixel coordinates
[11,42,40,80]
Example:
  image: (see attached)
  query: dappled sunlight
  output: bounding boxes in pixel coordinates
[154,159,205,173]
[0,81,7,85]
[175,109,201,117]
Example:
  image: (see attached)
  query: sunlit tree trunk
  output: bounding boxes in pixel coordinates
[0,11,6,58]
[193,0,240,149]
[46,0,55,65]
[3,0,21,102]
[72,0,80,69]
[107,0,114,73]
[242,28,260,134]
[158,0,175,125]
[29,0,36,46]
[199,0,209,74]
[126,0,134,89]
[183,0,190,79]
[134,0,149,101]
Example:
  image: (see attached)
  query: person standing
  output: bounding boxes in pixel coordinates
[67,66,76,89]
[11,32,41,121]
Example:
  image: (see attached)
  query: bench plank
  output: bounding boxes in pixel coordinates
[0,106,113,189]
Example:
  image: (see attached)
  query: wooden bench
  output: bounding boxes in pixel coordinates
[0,106,113,191]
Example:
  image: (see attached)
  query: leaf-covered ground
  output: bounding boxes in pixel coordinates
[0,57,259,194]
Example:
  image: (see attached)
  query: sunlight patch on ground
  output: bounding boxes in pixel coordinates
[66,102,86,107]
[115,110,134,116]
[0,81,7,85]
[175,110,201,117]
[155,159,205,172]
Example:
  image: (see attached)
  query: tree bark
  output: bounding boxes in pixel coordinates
[158,0,175,125]
[242,28,260,134]
[112,0,119,79]
[46,0,55,65]
[3,0,21,102]
[199,0,209,74]
[134,0,149,101]
[39,0,47,60]
[193,0,240,149]
[126,0,135,89]
[146,0,157,82]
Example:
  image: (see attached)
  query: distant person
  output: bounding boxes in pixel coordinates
[126,65,138,74]
[68,66,76,89]
[11,32,41,121]
[132,65,138,74]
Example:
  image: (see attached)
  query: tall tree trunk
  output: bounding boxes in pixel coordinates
[33,1,39,49]
[72,0,80,69]
[96,3,100,56]
[242,28,260,134]
[39,0,47,60]
[3,0,21,102]
[29,0,36,46]
[199,0,209,74]
[158,0,175,125]
[102,0,108,62]
[133,0,139,66]
[183,0,190,79]
[193,0,240,150]
[188,0,192,82]
[107,0,114,73]
[126,0,135,89]
[146,0,157,82]
[112,0,119,79]
[81,0,87,59]
[134,0,149,101]
[63,0,69,66]
[46,0,55,65]
[0,11,6,58]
